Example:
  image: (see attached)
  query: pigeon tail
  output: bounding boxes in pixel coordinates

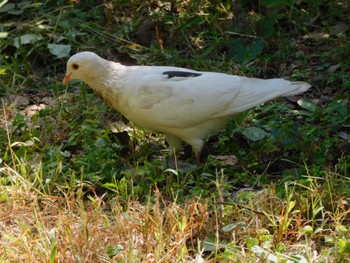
[283,81,311,96]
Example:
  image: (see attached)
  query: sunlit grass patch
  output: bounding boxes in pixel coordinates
[0,165,212,261]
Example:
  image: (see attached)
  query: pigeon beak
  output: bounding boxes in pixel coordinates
[62,73,72,84]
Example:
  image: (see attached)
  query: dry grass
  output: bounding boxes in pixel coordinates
[1,162,349,262]
[0,168,213,262]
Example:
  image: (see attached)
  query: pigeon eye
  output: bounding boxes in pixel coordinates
[72,63,79,70]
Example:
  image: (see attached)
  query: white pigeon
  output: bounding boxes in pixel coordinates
[63,51,311,164]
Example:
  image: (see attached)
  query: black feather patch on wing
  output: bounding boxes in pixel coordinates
[163,71,202,79]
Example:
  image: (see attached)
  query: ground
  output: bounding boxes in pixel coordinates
[0,0,349,262]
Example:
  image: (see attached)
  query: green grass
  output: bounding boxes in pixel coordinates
[1,0,350,261]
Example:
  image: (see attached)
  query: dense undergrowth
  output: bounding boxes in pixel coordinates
[0,0,349,261]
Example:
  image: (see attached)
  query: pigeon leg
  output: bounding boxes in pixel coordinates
[164,134,183,158]
[184,138,204,166]
[195,153,202,166]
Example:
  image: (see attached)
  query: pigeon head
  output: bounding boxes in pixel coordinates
[63,51,104,84]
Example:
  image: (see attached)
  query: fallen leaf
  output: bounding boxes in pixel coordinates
[326,64,340,73]
[241,127,270,142]
[110,121,133,133]
[210,154,238,166]
[0,32,8,38]
[21,104,46,118]
[125,43,142,50]
[13,95,29,106]
[0,3,15,12]
[303,32,329,40]
[339,131,348,140]
[41,97,53,105]
[297,98,320,113]
[48,44,71,58]
[13,34,43,48]
[330,22,349,36]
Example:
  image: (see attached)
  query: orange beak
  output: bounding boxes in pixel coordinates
[62,73,72,84]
